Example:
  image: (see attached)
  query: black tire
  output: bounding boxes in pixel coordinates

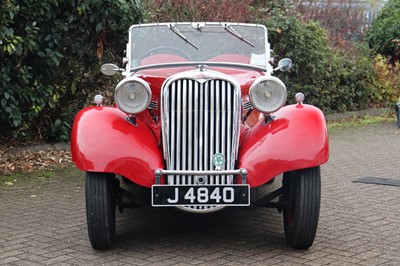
[85,172,117,250]
[282,166,321,250]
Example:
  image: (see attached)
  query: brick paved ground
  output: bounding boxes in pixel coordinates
[1,122,400,265]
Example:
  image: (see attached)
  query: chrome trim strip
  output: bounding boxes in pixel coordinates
[221,81,226,183]
[215,81,221,184]
[227,84,232,175]
[170,82,176,170]
[210,81,215,184]
[188,80,193,173]
[194,81,199,173]
[182,80,187,184]
[131,61,267,73]
[199,81,204,172]
[130,22,267,31]
[204,81,209,174]
[176,80,181,184]
[156,168,248,177]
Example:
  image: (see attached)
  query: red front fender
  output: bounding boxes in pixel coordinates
[70,106,163,187]
[238,104,329,187]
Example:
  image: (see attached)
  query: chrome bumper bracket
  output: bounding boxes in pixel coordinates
[154,168,248,184]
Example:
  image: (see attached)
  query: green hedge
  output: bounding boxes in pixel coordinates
[144,1,394,113]
[257,8,378,113]
[366,0,400,62]
[0,0,144,141]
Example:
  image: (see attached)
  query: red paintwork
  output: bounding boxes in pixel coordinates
[70,106,163,187]
[238,104,329,187]
[71,60,328,189]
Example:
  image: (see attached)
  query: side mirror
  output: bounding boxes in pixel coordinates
[275,58,293,72]
[100,63,122,76]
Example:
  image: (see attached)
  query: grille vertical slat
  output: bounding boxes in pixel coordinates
[182,80,187,184]
[215,81,221,185]
[163,75,240,211]
[170,83,176,170]
[203,82,209,173]
[227,85,233,184]
[221,82,226,184]
[188,81,193,179]
[199,82,204,171]
[176,81,182,185]
[209,81,215,185]
[194,82,199,174]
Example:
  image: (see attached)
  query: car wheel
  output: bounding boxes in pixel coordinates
[85,172,117,250]
[282,166,321,249]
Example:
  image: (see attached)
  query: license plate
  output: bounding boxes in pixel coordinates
[152,185,250,206]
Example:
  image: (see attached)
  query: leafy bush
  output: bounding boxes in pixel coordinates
[256,6,377,113]
[144,1,385,114]
[366,0,400,62]
[0,0,144,141]
[371,54,400,106]
[333,46,378,111]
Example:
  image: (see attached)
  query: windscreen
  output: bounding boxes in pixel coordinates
[129,23,267,68]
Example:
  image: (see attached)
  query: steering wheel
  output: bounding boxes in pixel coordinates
[140,46,193,61]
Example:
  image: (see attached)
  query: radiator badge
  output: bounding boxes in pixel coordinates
[212,153,225,171]
[193,73,212,84]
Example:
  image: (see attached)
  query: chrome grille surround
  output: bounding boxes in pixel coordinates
[161,69,241,213]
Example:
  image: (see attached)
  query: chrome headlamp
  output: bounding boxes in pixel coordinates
[249,76,287,114]
[115,77,151,114]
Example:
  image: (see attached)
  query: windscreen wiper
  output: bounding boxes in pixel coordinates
[169,24,199,50]
[223,24,255,47]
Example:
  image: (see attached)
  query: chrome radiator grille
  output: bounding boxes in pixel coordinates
[162,76,240,187]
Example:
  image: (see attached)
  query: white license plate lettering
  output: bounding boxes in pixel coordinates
[197,187,209,203]
[210,187,222,203]
[167,187,179,203]
[184,187,196,203]
[223,187,234,203]
[152,185,250,206]
[182,187,235,203]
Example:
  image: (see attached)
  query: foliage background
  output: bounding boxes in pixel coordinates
[145,0,399,113]
[0,0,143,141]
[366,0,400,62]
[0,0,399,142]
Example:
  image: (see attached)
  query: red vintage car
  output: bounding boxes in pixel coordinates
[71,22,329,250]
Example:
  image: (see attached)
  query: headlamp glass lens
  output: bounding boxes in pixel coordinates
[250,77,287,113]
[115,79,151,114]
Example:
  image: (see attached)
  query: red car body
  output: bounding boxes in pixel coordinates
[71,67,328,188]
